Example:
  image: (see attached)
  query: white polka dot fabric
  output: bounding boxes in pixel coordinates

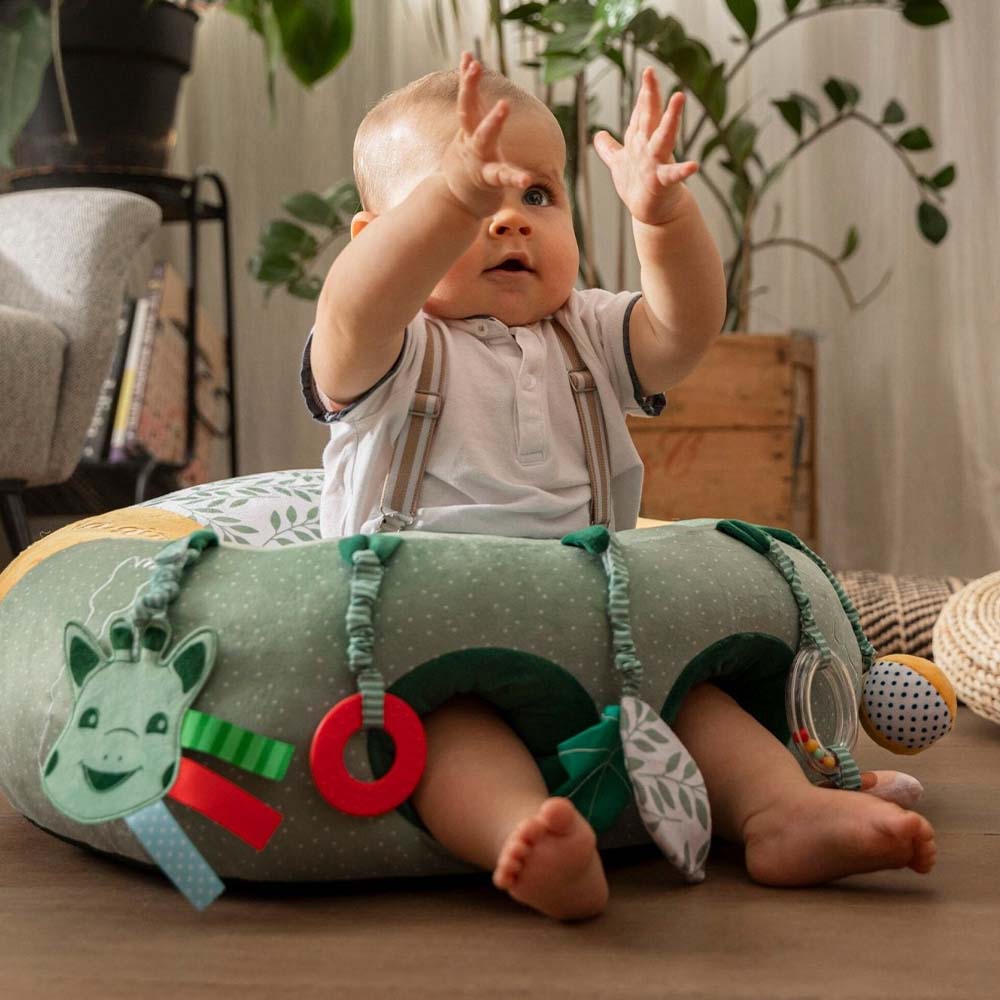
[862,658,952,750]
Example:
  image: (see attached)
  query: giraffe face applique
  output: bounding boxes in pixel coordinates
[42,621,216,824]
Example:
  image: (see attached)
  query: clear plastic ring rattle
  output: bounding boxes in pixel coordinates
[785,645,859,782]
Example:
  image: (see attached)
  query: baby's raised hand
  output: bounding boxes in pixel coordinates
[593,68,699,226]
[438,53,533,219]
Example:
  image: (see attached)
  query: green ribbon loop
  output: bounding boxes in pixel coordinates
[341,539,402,729]
[827,742,863,791]
[759,526,877,672]
[562,527,642,697]
[129,530,219,632]
[763,538,831,668]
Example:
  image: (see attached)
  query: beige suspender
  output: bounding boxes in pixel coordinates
[376,318,612,532]
[549,319,612,528]
[376,325,447,532]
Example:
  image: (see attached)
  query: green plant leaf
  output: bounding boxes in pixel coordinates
[724,0,758,41]
[918,201,948,244]
[901,1,950,27]
[260,220,318,257]
[823,76,860,112]
[791,91,820,125]
[503,2,544,22]
[839,225,859,261]
[288,275,323,300]
[929,163,956,189]
[248,251,299,283]
[271,0,353,87]
[784,0,802,13]
[282,191,338,227]
[626,7,659,44]
[773,99,802,136]
[596,0,642,32]
[898,126,933,150]
[0,4,52,168]
[542,52,587,83]
[882,99,906,124]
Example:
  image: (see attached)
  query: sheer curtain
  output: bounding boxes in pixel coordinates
[170,1,998,578]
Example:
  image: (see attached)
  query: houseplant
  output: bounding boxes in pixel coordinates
[248,0,955,543]
[0,0,353,172]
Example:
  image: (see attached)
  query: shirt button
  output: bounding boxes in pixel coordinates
[523,374,536,390]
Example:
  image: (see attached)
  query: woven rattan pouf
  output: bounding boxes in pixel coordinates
[933,570,1000,724]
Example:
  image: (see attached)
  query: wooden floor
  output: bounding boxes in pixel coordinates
[2,710,998,999]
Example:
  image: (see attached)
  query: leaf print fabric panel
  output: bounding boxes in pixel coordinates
[620,696,711,883]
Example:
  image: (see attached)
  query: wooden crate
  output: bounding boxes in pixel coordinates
[627,332,816,548]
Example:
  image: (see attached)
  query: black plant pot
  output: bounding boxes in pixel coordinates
[4,0,198,173]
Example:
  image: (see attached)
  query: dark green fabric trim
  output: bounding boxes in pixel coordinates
[368,648,601,830]
[661,633,795,747]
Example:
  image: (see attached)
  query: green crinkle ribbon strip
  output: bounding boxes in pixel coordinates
[130,529,219,632]
[763,539,832,669]
[761,527,877,672]
[561,527,642,697]
[181,709,295,781]
[337,535,404,729]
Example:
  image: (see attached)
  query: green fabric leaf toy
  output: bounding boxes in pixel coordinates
[556,705,632,834]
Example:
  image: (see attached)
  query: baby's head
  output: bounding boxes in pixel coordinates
[351,67,580,327]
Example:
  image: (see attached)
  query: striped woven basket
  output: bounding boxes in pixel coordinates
[933,570,1000,724]
[836,569,968,661]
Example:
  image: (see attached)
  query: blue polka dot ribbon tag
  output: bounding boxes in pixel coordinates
[124,800,225,910]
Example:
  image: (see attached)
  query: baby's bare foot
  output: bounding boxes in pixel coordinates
[743,784,937,886]
[492,798,608,920]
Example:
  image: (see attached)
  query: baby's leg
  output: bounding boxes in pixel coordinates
[673,683,937,885]
[410,695,608,920]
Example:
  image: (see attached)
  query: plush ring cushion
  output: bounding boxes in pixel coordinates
[0,473,863,881]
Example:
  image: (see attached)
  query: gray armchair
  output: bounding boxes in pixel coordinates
[0,188,161,555]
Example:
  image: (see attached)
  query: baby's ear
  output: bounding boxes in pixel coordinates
[351,210,376,239]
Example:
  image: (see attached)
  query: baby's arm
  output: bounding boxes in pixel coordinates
[312,54,533,405]
[594,69,726,394]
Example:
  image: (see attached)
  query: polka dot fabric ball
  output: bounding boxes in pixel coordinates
[860,654,958,755]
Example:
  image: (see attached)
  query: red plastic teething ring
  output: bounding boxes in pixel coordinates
[309,693,427,816]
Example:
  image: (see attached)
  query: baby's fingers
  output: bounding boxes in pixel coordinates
[457,53,484,135]
[650,92,685,162]
[470,98,511,161]
[655,160,699,186]
[481,160,532,190]
[593,130,622,167]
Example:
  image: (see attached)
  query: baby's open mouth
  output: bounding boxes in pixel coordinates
[486,257,533,273]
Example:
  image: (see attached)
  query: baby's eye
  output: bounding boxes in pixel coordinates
[523,185,553,207]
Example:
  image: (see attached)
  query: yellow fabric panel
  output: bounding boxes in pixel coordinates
[0,507,203,604]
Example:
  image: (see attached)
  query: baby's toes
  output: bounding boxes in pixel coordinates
[909,817,937,874]
[492,855,523,889]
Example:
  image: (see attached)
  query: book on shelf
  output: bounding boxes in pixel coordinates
[107,263,165,463]
[79,297,136,463]
[84,259,231,486]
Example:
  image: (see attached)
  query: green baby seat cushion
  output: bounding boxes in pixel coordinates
[0,470,873,906]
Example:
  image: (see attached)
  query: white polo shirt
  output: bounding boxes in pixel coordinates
[300,287,666,539]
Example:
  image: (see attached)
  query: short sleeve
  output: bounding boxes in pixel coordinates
[300,326,412,424]
[558,288,666,418]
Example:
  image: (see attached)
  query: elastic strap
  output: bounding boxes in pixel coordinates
[551,320,612,528]
[378,326,446,532]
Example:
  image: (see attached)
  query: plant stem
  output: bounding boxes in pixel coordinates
[686,1,906,153]
[750,236,893,310]
[576,71,597,287]
[490,0,507,75]
[737,193,755,331]
[50,0,77,146]
[766,109,945,207]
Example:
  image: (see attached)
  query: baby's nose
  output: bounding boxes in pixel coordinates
[489,213,531,238]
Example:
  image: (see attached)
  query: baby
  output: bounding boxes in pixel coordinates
[302,53,937,920]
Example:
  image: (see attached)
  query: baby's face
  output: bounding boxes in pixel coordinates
[399,104,580,327]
